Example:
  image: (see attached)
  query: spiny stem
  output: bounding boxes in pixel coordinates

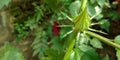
[85,31,120,49]
[63,30,78,60]
[63,39,75,60]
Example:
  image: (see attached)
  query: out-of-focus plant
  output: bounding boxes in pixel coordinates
[14,3,45,40]
[0,43,25,60]
[0,0,11,9]
[10,0,120,60]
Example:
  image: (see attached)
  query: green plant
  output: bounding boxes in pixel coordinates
[32,28,48,59]
[0,0,11,9]
[114,35,120,60]
[14,2,45,40]
[62,0,120,60]
[9,0,120,60]
[0,43,25,60]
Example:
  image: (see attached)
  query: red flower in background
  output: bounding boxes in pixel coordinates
[52,22,60,36]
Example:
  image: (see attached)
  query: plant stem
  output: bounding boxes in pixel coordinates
[63,39,75,60]
[63,30,78,60]
[85,31,120,49]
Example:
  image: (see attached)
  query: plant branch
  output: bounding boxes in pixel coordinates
[85,31,120,49]
[63,30,78,60]
[63,39,75,60]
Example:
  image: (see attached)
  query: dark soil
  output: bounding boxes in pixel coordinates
[107,20,120,60]
[109,20,120,39]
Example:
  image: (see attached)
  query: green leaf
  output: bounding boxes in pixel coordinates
[89,0,96,4]
[108,11,120,20]
[97,0,105,7]
[0,44,25,60]
[99,19,110,32]
[115,35,120,44]
[90,38,103,49]
[88,1,96,16]
[0,0,11,9]
[69,50,75,60]
[45,23,53,37]
[45,49,58,60]
[33,48,41,56]
[44,0,58,11]
[79,44,100,60]
[116,50,120,60]
[114,35,120,60]
[45,48,64,60]
[69,0,80,17]
[81,54,92,60]
[74,48,84,60]
[69,48,84,60]
[51,36,63,51]
[94,14,103,20]
[32,29,47,59]
[60,27,72,39]
[102,54,110,60]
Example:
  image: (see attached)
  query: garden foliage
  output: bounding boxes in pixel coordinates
[0,0,120,60]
